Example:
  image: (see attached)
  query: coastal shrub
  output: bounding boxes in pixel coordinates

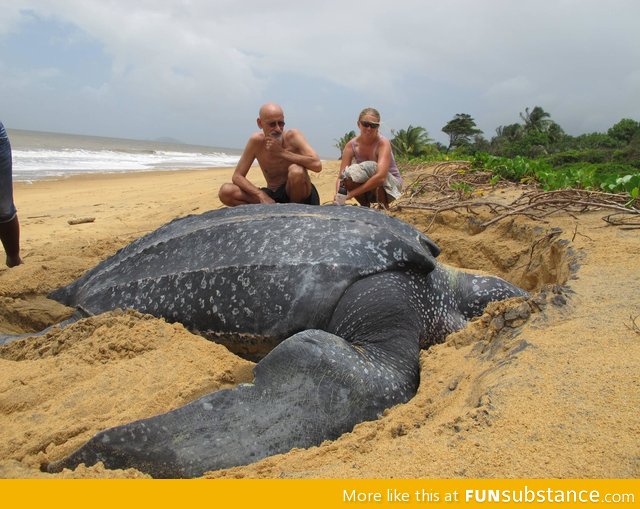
[612,132,640,168]
[544,149,611,166]
[597,169,640,197]
[471,153,640,200]
[472,153,549,182]
[396,150,448,166]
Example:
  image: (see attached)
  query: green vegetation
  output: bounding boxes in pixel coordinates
[441,113,482,152]
[472,153,640,201]
[372,107,640,202]
[390,125,435,158]
[333,130,356,159]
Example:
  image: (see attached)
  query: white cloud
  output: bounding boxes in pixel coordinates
[1,0,639,154]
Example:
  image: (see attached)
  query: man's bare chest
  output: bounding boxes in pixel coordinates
[256,148,290,172]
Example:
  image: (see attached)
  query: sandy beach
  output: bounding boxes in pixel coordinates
[0,161,638,478]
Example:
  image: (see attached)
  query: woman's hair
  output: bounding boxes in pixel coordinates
[358,107,381,122]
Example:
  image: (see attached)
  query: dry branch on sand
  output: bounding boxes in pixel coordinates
[392,161,640,230]
[625,314,640,336]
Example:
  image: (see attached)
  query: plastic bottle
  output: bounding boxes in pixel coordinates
[335,183,347,205]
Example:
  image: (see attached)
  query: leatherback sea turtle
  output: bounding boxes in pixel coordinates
[40,204,527,478]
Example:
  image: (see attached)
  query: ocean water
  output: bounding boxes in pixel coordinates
[7,128,242,182]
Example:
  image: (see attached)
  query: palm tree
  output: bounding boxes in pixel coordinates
[495,123,524,141]
[390,125,432,158]
[547,121,566,144]
[519,106,551,133]
[334,130,356,158]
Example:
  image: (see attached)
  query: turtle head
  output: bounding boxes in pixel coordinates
[455,271,529,319]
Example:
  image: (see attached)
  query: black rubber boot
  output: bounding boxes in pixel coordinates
[0,215,22,267]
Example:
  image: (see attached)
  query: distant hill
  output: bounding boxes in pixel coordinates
[154,136,184,144]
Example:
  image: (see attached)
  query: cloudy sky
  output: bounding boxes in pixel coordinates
[1,0,639,157]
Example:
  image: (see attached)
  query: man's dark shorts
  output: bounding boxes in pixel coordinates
[261,183,320,205]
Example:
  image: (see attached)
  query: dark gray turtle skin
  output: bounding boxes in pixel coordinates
[44,204,527,478]
[49,203,441,358]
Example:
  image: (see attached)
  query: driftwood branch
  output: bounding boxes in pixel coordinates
[393,162,640,230]
[67,217,96,225]
[624,314,640,335]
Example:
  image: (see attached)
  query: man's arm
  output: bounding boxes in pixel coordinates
[231,135,274,203]
[269,129,322,172]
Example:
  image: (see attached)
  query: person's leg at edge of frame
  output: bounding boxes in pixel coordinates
[0,124,22,268]
[0,216,21,268]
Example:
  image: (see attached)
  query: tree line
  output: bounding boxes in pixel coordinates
[334,106,640,169]
[334,106,640,198]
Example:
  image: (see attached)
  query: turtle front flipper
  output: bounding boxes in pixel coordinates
[45,324,421,478]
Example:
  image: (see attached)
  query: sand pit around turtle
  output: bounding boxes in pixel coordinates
[0,163,638,478]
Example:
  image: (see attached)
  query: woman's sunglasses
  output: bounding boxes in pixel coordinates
[360,120,380,129]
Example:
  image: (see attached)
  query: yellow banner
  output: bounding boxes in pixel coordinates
[3,478,639,509]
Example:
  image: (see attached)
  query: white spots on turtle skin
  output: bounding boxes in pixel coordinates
[57,206,459,383]
[392,247,408,262]
[318,334,414,412]
[363,239,396,266]
[336,267,473,349]
[60,206,439,335]
[45,207,532,478]
[267,273,286,293]
[456,272,527,317]
[237,273,251,289]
